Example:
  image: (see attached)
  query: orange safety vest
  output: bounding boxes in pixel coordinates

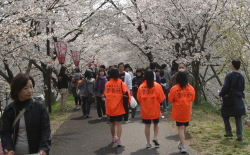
[168,84,195,122]
[137,81,165,119]
[104,78,131,116]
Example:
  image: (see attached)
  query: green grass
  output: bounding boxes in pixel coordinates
[48,95,75,134]
[166,101,250,155]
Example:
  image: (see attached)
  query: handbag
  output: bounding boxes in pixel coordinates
[223,74,240,107]
[85,80,95,104]
[121,82,129,121]
[87,93,95,104]
[130,96,138,108]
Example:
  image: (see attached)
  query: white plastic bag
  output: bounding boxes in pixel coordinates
[56,93,61,102]
[130,96,138,108]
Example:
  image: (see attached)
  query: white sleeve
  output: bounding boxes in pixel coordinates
[125,72,132,90]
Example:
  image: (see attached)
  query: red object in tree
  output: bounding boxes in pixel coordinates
[54,42,67,64]
[94,59,98,67]
[71,51,81,67]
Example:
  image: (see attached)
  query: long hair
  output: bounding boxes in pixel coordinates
[143,71,154,88]
[97,68,106,81]
[176,71,188,89]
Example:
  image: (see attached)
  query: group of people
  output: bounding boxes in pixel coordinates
[56,61,196,153]
[0,59,246,154]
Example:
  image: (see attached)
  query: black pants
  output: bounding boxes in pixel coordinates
[81,97,91,116]
[74,96,81,105]
[96,96,106,117]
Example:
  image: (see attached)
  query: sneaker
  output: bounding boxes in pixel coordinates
[146,143,152,148]
[98,117,102,119]
[224,133,233,137]
[181,146,187,153]
[178,141,182,149]
[112,136,118,142]
[117,139,122,147]
[152,137,159,147]
[236,136,242,141]
[76,107,81,110]
[103,114,107,117]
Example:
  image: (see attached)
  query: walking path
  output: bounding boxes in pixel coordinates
[50,106,199,155]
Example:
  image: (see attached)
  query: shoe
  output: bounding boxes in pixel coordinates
[236,136,242,141]
[178,141,182,149]
[146,143,152,148]
[152,137,159,147]
[131,116,135,118]
[85,115,89,118]
[224,133,233,137]
[73,107,77,110]
[76,107,81,110]
[98,117,102,119]
[181,146,187,153]
[112,136,118,142]
[103,114,107,117]
[117,139,122,147]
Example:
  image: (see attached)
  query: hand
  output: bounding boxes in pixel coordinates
[4,149,15,155]
[219,96,222,101]
[38,150,47,155]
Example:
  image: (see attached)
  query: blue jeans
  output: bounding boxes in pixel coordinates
[162,88,169,110]
[223,116,242,137]
[131,107,136,117]
[81,97,91,116]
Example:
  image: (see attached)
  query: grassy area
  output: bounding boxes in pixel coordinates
[165,101,250,155]
[49,95,75,134]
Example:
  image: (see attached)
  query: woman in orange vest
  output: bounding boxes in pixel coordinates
[104,69,131,147]
[168,71,195,153]
[137,71,165,148]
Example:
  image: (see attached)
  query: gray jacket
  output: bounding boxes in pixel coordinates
[78,78,95,97]
[162,69,171,89]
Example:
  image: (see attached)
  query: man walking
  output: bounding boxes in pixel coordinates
[219,59,246,141]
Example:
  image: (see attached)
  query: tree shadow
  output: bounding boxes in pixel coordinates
[165,134,179,141]
[88,118,108,124]
[168,151,192,155]
[94,142,122,155]
[70,116,85,120]
[130,147,160,155]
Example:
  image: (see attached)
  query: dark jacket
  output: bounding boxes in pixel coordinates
[57,72,71,89]
[219,71,246,117]
[1,99,51,154]
[132,76,143,99]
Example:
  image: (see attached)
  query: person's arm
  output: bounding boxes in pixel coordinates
[136,86,141,104]
[157,84,165,104]
[1,108,15,153]
[126,73,132,90]
[168,87,175,103]
[169,76,175,90]
[39,104,51,154]
[219,74,231,97]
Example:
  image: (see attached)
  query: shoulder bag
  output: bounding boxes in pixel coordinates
[121,82,129,121]
[85,80,95,104]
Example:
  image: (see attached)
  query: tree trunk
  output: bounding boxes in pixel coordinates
[192,61,201,104]
[146,51,154,62]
